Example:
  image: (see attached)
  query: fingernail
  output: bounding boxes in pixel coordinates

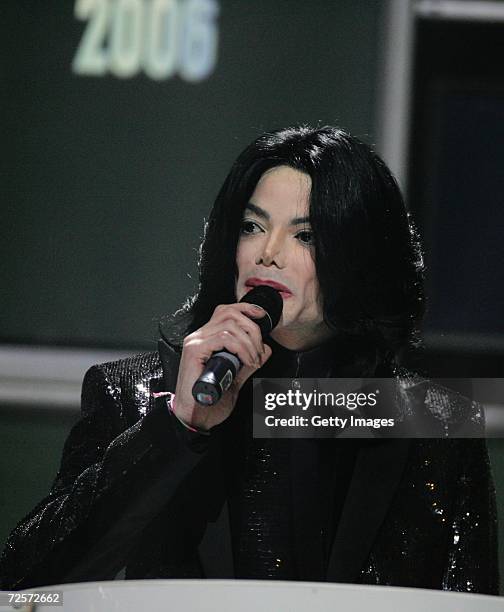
[251,305,265,312]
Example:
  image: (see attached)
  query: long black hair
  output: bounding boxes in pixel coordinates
[162,125,425,371]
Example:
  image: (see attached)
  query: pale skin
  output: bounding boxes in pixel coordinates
[173,166,335,431]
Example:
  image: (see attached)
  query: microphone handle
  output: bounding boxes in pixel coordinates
[192,351,242,406]
[191,286,282,407]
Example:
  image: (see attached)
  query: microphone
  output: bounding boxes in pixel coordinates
[192,285,283,406]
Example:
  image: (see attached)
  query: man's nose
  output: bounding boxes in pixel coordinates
[255,232,285,268]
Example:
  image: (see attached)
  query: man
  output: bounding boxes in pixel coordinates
[0,126,498,593]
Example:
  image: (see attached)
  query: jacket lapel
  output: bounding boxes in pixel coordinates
[326,439,411,582]
[157,339,235,578]
[157,338,181,392]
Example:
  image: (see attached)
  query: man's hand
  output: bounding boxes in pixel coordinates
[173,303,272,431]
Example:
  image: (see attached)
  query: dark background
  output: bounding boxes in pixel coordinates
[2,1,381,348]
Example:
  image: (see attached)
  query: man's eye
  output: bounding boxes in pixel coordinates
[240,220,261,234]
[296,230,314,245]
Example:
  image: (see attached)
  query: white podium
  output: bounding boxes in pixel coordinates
[1,580,502,611]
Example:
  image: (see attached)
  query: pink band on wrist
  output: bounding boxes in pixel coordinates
[152,391,210,436]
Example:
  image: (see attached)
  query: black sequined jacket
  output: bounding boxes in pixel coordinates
[0,339,499,594]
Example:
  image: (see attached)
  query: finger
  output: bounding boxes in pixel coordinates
[233,362,256,389]
[234,341,273,387]
[202,319,263,364]
[233,343,272,390]
[218,314,265,356]
[204,326,260,368]
[207,305,266,353]
[210,303,266,327]
[262,343,273,363]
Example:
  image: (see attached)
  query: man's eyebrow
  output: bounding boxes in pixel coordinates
[245,202,310,226]
[245,202,269,221]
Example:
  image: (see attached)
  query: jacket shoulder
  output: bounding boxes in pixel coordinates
[83,351,163,421]
[394,368,485,435]
[97,350,162,385]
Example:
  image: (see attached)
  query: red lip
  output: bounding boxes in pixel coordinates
[245,277,292,295]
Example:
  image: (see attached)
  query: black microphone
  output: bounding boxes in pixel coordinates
[192,285,283,406]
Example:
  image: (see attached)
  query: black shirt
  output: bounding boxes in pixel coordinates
[223,336,360,580]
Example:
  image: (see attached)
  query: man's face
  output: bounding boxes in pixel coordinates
[235,165,331,349]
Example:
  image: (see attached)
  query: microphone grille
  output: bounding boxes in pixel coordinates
[240,285,283,331]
